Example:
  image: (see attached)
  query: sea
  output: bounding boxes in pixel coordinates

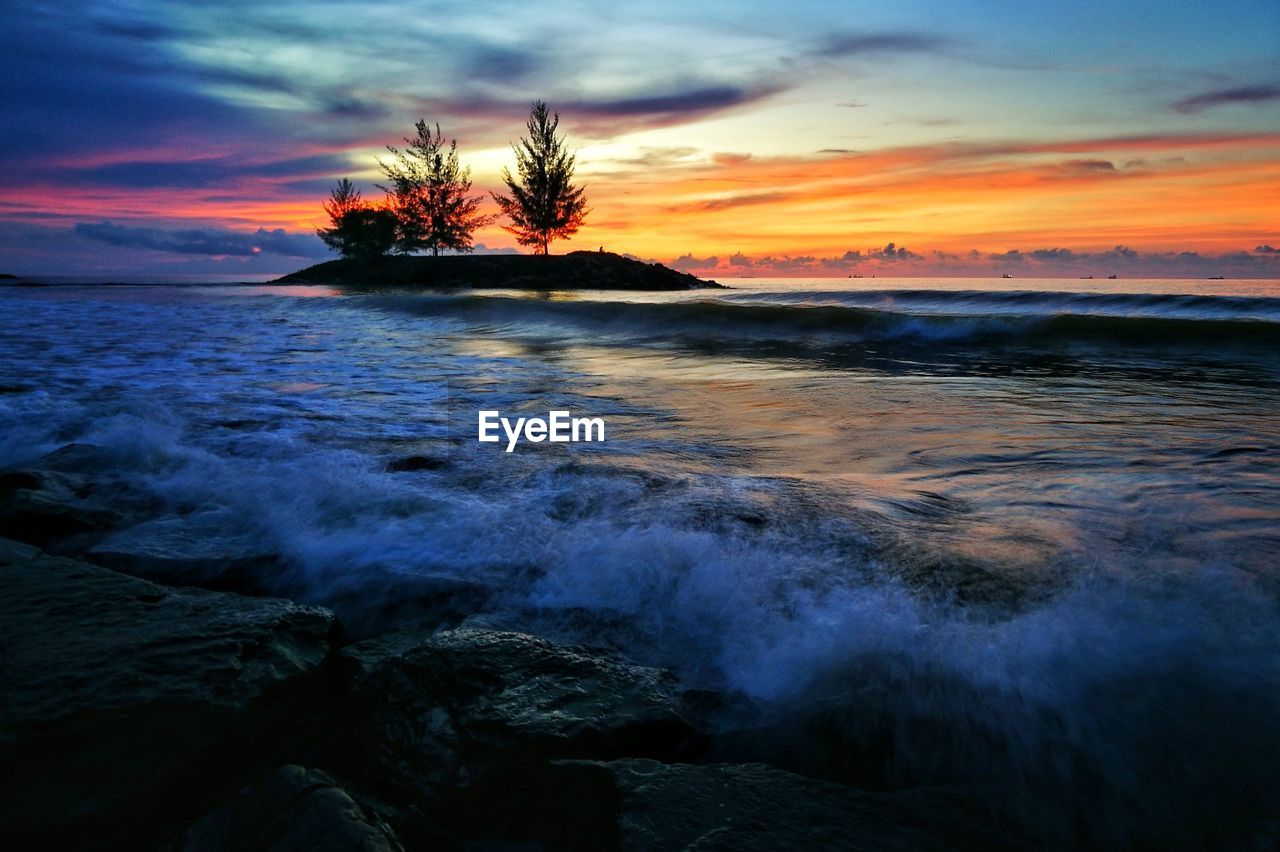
[3,275,1279,847]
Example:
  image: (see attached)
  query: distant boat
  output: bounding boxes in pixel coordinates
[1080,275,1093,279]
[1002,273,1013,279]
[1108,274,1117,279]
[1209,275,1226,280]
[849,274,863,278]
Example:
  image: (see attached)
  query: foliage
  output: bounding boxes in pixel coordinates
[379,121,492,256]
[491,101,588,255]
[317,179,398,258]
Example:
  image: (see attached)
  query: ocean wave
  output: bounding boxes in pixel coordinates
[371,290,1280,350]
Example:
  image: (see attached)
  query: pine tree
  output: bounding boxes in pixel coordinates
[317,179,397,258]
[492,101,588,255]
[379,121,491,256]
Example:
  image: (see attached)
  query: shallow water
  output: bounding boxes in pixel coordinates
[3,277,1280,847]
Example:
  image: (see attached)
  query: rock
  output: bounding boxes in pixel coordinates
[88,513,280,593]
[21,442,120,473]
[340,627,701,833]
[0,539,337,846]
[385,454,450,473]
[321,566,492,639]
[0,468,126,546]
[175,765,404,852]
[547,758,1022,852]
[274,251,721,290]
[0,444,158,553]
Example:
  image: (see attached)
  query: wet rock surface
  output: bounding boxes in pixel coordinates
[88,513,283,592]
[548,758,1021,851]
[340,627,702,817]
[0,444,158,552]
[174,765,405,852]
[0,539,336,845]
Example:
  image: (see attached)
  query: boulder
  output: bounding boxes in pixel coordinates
[88,513,280,593]
[174,765,404,852]
[0,468,127,547]
[0,539,337,847]
[0,444,157,552]
[340,627,701,832]
[385,454,450,473]
[547,758,1022,852]
[320,566,492,639]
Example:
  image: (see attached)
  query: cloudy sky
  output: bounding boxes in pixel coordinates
[2,0,1277,277]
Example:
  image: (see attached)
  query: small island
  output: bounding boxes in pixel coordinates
[0,273,18,280]
[274,250,721,290]
[290,105,719,291]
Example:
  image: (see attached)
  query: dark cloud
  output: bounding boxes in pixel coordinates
[817,32,949,58]
[571,84,778,118]
[696,191,792,211]
[92,19,186,41]
[1031,248,1077,260]
[67,153,354,190]
[870,242,919,261]
[1173,84,1280,114]
[1061,159,1117,172]
[74,222,328,258]
[460,44,544,84]
[671,253,719,271]
[604,146,700,168]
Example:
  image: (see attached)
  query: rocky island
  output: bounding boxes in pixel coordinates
[274,251,720,290]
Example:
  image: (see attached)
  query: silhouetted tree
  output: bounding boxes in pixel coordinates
[379,120,491,256]
[492,101,588,255]
[317,179,398,258]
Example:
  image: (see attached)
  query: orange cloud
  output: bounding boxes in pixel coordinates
[2,131,1276,274]
[559,131,1280,264]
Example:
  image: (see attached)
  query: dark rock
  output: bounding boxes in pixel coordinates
[21,442,119,473]
[547,758,1021,852]
[0,468,129,547]
[321,566,492,639]
[0,444,158,553]
[340,627,701,832]
[385,454,450,473]
[88,514,281,593]
[0,273,17,280]
[175,765,404,852]
[0,539,337,846]
[274,251,721,290]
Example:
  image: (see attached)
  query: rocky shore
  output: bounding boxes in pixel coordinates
[0,445,1018,850]
[274,251,720,290]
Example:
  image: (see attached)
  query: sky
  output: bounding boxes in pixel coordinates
[1,0,1278,278]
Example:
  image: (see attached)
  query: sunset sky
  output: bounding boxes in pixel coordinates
[2,0,1278,277]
